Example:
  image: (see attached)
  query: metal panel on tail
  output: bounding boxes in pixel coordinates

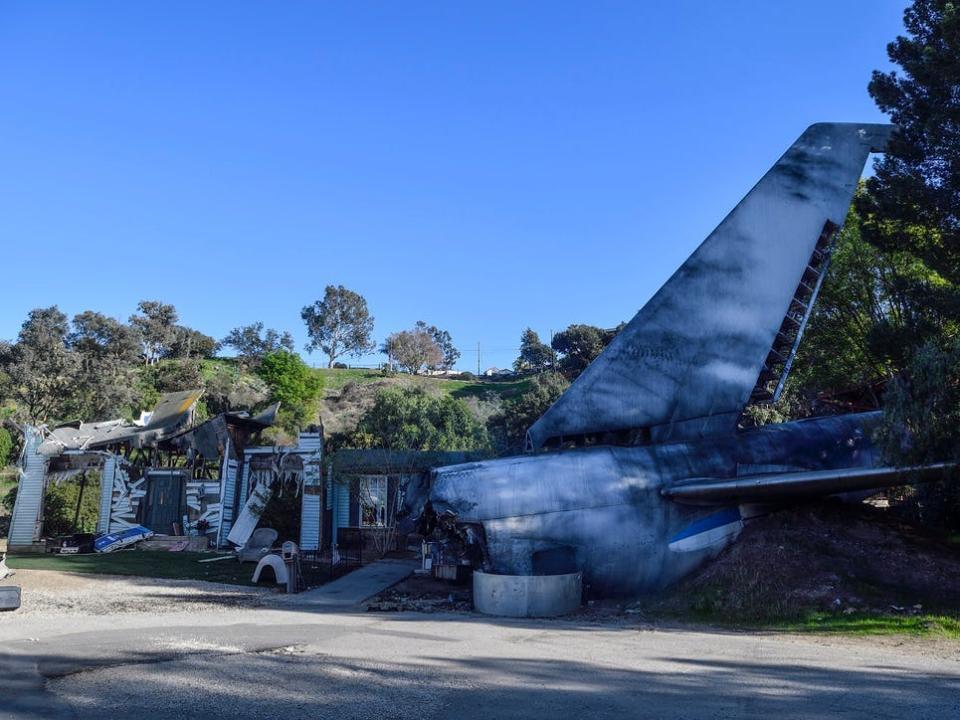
[527,123,892,449]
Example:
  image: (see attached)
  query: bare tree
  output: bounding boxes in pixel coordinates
[382,326,443,375]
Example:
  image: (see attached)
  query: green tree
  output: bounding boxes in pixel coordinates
[165,326,217,360]
[414,321,460,371]
[382,326,443,375]
[0,427,14,467]
[150,359,204,394]
[257,350,323,431]
[513,328,554,373]
[68,310,143,419]
[551,324,618,380]
[0,307,78,423]
[220,322,295,370]
[488,373,569,452]
[857,0,960,350]
[129,300,178,364]
[875,340,960,528]
[301,285,375,367]
[351,387,490,452]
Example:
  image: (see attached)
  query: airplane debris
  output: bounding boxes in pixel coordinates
[407,122,959,597]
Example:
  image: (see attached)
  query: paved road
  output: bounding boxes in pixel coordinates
[2,604,959,720]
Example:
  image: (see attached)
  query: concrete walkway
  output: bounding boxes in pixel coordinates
[288,558,417,608]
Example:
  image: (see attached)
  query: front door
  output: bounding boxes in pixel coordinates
[144,472,184,534]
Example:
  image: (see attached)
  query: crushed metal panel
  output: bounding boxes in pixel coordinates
[226,481,274,547]
[37,390,203,454]
[527,123,893,449]
[96,455,117,535]
[8,427,48,546]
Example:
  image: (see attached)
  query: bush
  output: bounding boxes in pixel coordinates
[351,387,491,452]
[0,427,13,467]
[257,350,323,433]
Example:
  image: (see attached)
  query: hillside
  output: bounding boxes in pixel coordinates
[313,367,530,436]
[648,499,960,627]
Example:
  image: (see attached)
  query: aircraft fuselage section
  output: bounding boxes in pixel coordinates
[427,412,879,595]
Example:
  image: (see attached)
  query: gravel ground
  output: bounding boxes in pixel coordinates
[39,615,960,720]
[0,569,274,619]
[1,569,959,719]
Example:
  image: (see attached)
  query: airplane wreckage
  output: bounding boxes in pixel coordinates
[405,122,956,596]
[6,391,326,555]
[6,123,955,600]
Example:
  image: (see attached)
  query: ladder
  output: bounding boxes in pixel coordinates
[749,220,840,404]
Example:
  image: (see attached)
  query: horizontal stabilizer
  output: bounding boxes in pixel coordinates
[662,463,955,505]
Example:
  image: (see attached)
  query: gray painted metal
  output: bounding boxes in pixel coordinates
[299,433,323,551]
[37,390,202,454]
[0,586,21,612]
[473,571,582,617]
[527,123,892,449]
[96,456,116,535]
[427,412,884,596]
[663,463,956,505]
[217,457,239,547]
[8,428,48,547]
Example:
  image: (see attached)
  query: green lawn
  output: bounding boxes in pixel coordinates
[776,612,960,639]
[314,366,532,400]
[6,551,259,586]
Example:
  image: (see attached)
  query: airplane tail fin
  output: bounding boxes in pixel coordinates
[527,123,893,450]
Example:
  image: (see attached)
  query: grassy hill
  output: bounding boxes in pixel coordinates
[312,367,530,435]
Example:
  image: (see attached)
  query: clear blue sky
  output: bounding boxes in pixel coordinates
[0,2,905,371]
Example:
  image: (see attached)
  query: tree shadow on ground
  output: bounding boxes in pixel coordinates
[4,625,959,720]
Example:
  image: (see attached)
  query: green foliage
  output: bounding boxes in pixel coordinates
[219,322,295,370]
[5,551,259,586]
[2,484,16,515]
[257,350,323,432]
[488,372,569,452]
[301,285,375,367]
[861,0,960,300]
[415,321,459,371]
[67,310,143,419]
[350,387,490,452]
[876,340,960,528]
[202,361,270,415]
[0,306,78,423]
[165,326,217,360]
[551,324,619,379]
[149,359,204,393]
[513,328,554,373]
[40,475,102,536]
[382,325,443,375]
[130,300,178,364]
[0,428,13,467]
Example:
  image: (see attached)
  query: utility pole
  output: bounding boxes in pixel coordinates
[477,341,481,376]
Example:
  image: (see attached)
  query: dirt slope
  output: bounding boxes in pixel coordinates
[653,499,960,622]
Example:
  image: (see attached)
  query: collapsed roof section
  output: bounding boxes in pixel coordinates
[38,390,204,455]
[36,391,279,457]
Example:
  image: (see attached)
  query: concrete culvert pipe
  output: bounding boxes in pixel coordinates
[473,571,582,618]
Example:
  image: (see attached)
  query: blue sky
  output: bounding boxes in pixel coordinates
[0,2,905,370]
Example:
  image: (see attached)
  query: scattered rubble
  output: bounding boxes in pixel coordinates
[366,575,472,613]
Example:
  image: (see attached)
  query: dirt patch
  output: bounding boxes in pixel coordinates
[646,499,960,622]
[320,379,393,435]
[366,574,473,613]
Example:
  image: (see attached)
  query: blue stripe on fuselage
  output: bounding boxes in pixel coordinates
[669,507,741,544]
